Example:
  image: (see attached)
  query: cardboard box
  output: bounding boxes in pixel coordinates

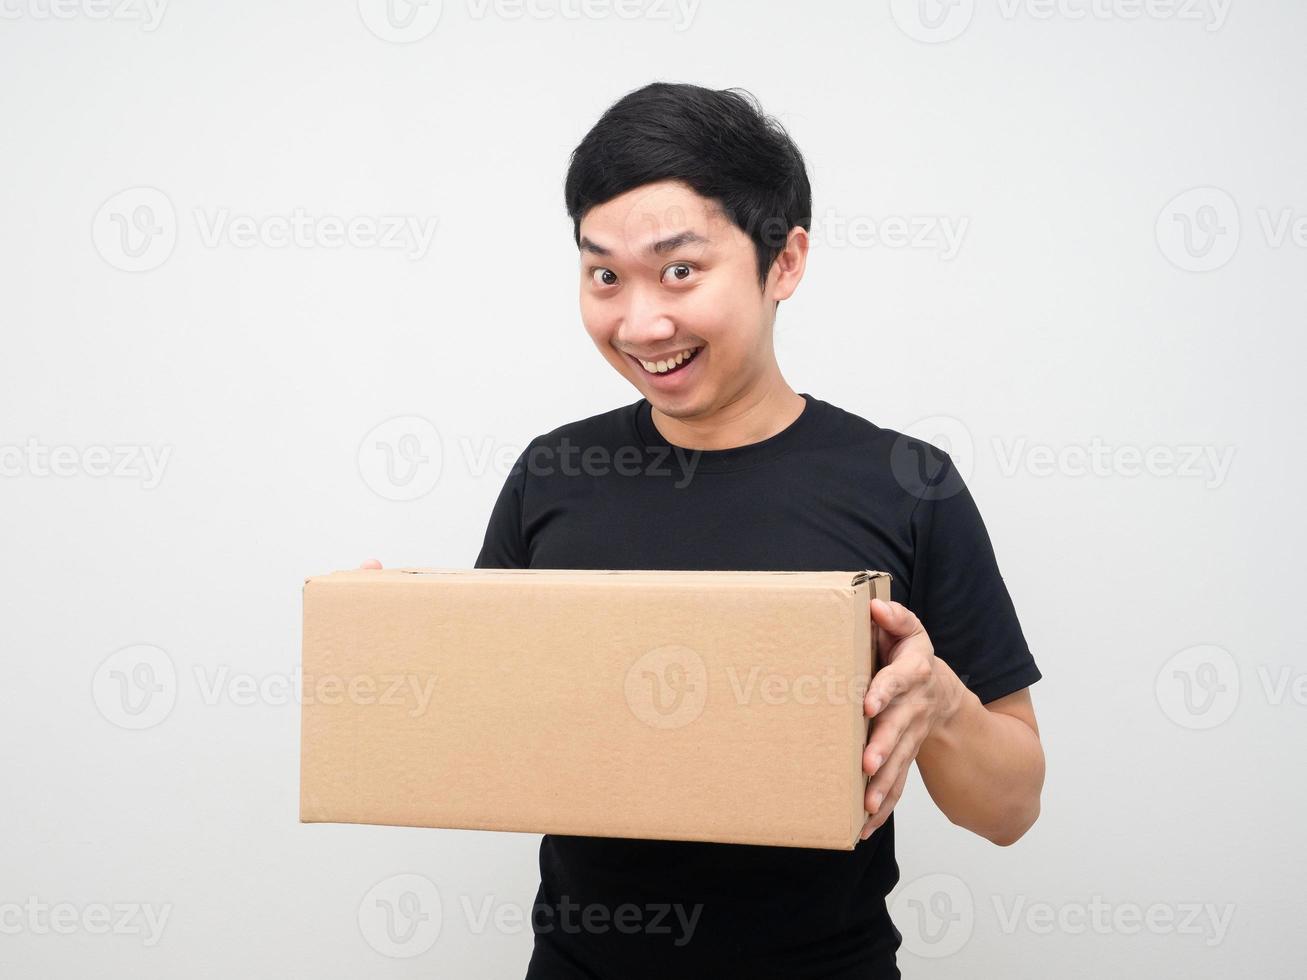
[299,568,892,850]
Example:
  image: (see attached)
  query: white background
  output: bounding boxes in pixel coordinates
[2,1,1303,976]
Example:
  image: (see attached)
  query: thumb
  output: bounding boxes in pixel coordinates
[870,597,922,641]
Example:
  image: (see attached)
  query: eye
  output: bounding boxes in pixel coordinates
[662,263,694,284]
[590,267,618,288]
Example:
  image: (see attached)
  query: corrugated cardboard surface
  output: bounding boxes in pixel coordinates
[300,568,892,850]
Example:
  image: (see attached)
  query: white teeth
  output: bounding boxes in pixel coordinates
[639,347,699,374]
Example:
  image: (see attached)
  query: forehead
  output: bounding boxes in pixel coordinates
[578,179,736,258]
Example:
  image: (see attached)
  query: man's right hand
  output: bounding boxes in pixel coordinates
[359,559,383,569]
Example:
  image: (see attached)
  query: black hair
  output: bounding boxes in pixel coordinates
[564,82,812,291]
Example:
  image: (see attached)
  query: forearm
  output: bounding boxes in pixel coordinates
[914,660,1045,846]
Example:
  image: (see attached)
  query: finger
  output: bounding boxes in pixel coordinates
[359,559,383,570]
[865,723,920,797]
[861,760,913,839]
[870,597,924,641]
[863,750,915,839]
[864,662,917,717]
[863,713,908,776]
[864,757,898,814]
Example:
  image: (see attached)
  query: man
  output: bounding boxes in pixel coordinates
[368,81,1044,979]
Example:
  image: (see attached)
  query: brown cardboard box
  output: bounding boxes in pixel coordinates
[299,568,892,850]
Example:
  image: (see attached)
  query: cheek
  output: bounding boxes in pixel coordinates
[580,307,630,370]
[578,296,611,343]
[684,294,736,349]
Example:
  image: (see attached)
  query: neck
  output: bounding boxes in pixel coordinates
[649,375,807,451]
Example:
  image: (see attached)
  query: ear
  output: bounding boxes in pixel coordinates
[768,226,810,303]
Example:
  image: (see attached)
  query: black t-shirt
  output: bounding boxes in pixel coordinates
[474,392,1041,979]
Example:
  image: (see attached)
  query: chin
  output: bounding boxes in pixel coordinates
[648,390,705,417]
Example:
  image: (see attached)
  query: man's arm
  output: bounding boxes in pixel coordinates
[866,444,1044,846]
[860,598,1044,846]
[914,671,1045,847]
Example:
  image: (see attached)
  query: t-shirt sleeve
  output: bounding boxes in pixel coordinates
[906,445,1041,705]
[473,447,530,570]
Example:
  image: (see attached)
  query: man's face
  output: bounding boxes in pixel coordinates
[577,179,782,420]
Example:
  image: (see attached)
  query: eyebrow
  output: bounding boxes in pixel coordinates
[578,230,709,258]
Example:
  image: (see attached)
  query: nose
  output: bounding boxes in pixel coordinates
[615,284,676,353]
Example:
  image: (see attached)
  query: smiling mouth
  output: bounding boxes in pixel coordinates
[629,345,703,376]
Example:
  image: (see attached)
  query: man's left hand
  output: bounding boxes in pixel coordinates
[860,598,959,841]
